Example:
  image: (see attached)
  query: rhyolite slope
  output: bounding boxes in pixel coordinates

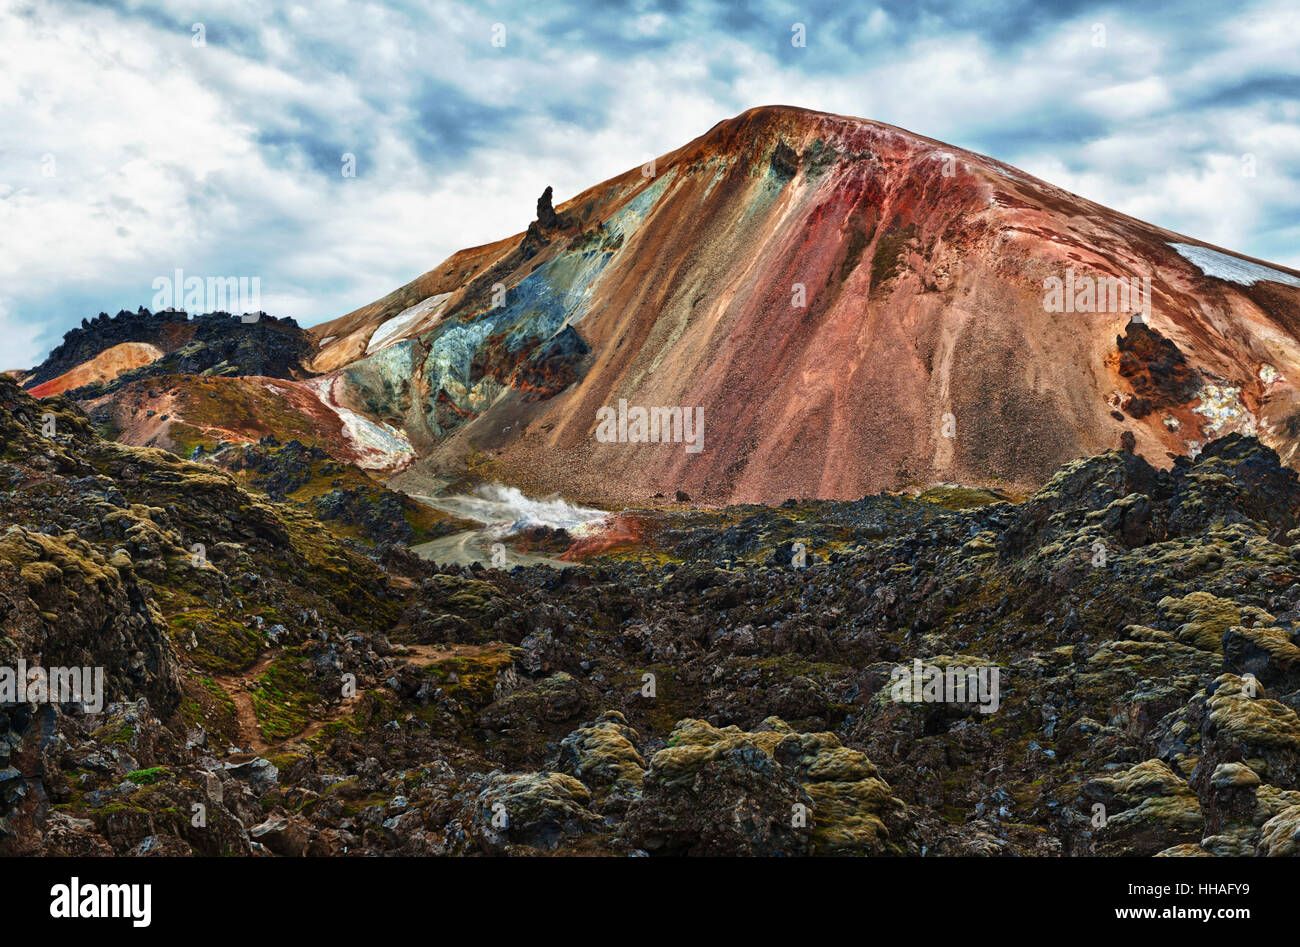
[307,105,1300,505]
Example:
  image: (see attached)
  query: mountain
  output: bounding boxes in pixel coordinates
[33,108,1300,508]
[24,309,315,394]
[14,308,463,547]
[7,107,1300,861]
[302,105,1300,506]
[25,342,164,398]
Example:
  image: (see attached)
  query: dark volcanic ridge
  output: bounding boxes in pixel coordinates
[24,308,315,399]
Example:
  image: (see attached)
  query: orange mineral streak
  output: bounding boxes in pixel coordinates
[559,513,650,561]
[28,342,164,398]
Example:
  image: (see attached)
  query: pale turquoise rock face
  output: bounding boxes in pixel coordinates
[328,168,679,445]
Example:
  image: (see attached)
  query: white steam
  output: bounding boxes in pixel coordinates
[417,483,607,535]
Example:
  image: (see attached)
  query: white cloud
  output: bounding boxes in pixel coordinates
[1,0,1297,368]
[1078,77,1173,121]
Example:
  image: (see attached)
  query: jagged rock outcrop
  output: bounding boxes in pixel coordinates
[25,309,314,396]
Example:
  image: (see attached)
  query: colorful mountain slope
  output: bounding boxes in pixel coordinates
[78,373,416,474]
[26,341,163,397]
[307,105,1300,505]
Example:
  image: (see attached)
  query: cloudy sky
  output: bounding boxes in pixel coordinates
[2,0,1297,367]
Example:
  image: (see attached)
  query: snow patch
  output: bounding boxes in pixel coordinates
[1169,243,1300,288]
[304,375,415,470]
[366,293,452,354]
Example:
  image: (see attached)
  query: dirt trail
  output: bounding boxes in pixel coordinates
[212,650,280,756]
[391,642,492,667]
[212,642,494,759]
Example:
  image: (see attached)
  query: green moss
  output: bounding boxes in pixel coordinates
[249,655,317,742]
[180,676,239,743]
[167,604,262,673]
[165,421,206,460]
[309,692,394,756]
[160,375,335,455]
[916,485,1017,510]
[306,715,362,753]
[125,766,170,785]
[92,803,152,817]
[92,722,135,746]
[463,449,501,483]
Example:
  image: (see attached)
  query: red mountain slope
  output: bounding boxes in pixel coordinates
[306,105,1300,505]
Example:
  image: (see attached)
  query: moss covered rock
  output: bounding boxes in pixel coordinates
[1083,759,1204,856]
[450,771,602,854]
[555,711,646,794]
[627,717,914,856]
